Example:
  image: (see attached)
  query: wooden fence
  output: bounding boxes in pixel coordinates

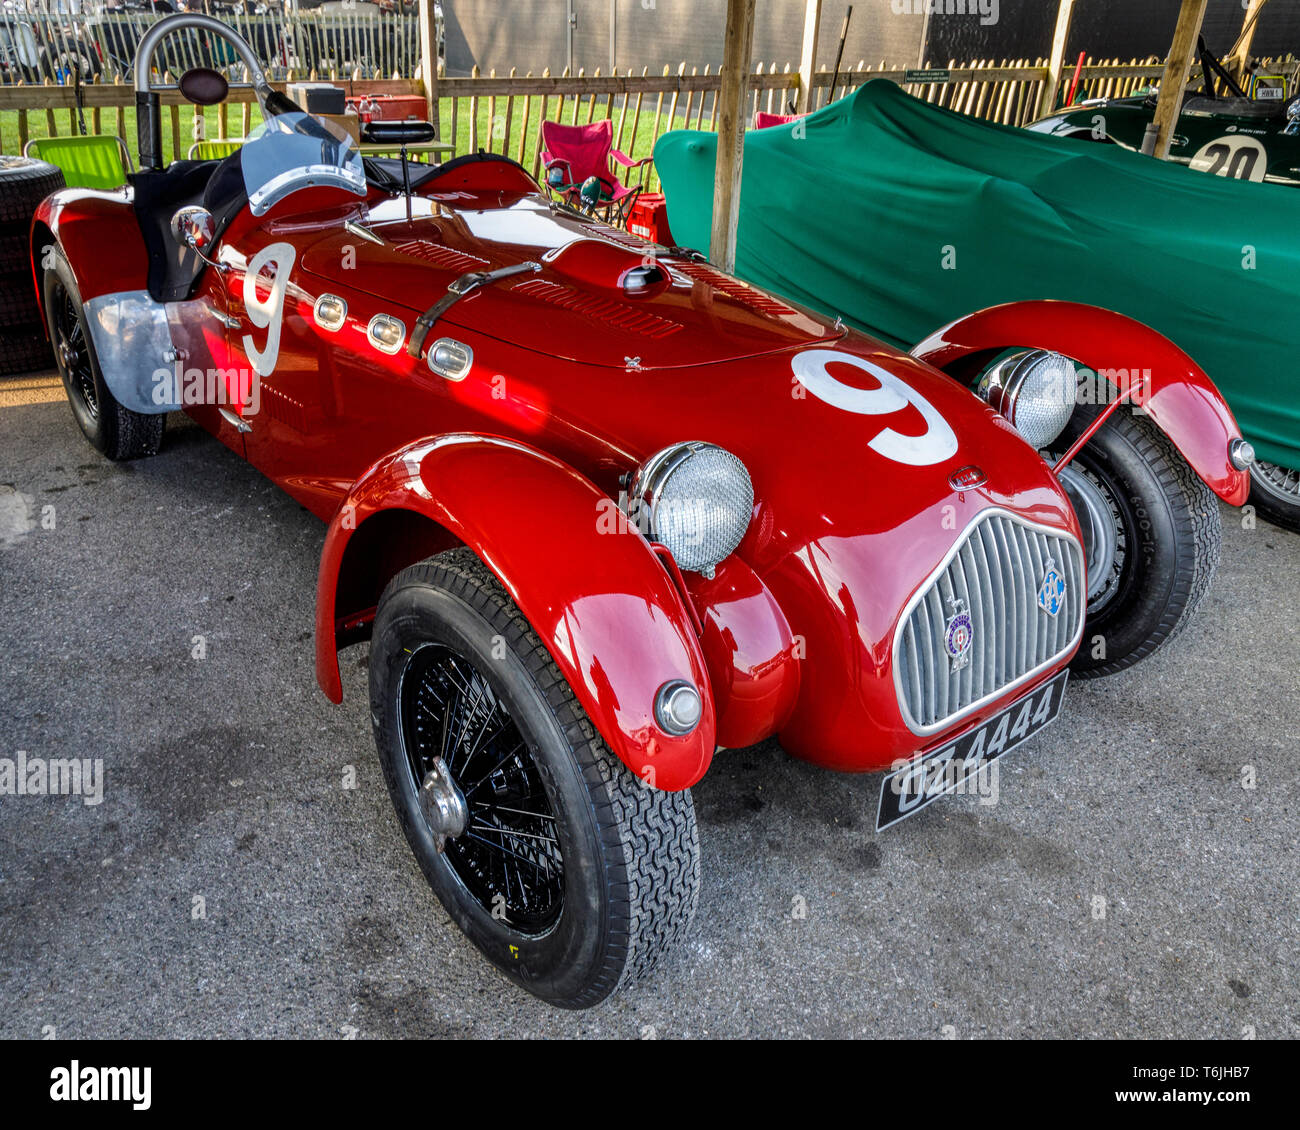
[2,44,1295,191]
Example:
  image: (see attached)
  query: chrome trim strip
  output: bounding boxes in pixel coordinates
[892,507,1086,737]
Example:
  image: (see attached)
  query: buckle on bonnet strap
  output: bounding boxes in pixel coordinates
[407,261,542,360]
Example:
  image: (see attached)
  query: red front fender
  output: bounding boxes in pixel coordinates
[32,189,151,311]
[316,434,716,792]
[911,301,1250,506]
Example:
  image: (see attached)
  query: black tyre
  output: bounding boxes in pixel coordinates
[0,327,54,376]
[1049,405,1220,677]
[0,155,64,225]
[0,270,42,326]
[42,246,164,460]
[369,548,700,1008]
[1248,462,1300,535]
[0,157,64,377]
[0,223,32,275]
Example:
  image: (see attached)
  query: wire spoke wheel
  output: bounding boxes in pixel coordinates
[1057,461,1127,614]
[52,278,97,420]
[1252,462,1300,505]
[399,643,564,935]
[372,549,700,1006]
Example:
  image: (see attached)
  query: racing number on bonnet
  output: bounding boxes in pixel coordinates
[792,349,958,466]
[242,241,297,377]
[1189,136,1267,182]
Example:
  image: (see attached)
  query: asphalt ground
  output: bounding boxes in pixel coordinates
[1,376,1297,1039]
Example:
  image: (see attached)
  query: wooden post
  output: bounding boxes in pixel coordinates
[1226,0,1268,86]
[797,0,822,114]
[418,0,441,138]
[1036,0,1076,119]
[1152,0,1209,159]
[711,0,757,272]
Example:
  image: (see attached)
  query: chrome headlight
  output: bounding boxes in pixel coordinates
[977,349,1077,451]
[627,441,754,577]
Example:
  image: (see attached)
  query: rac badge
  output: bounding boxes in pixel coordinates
[1038,558,1067,617]
[944,598,974,671]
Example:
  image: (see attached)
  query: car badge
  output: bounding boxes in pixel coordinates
[948,465,986,490]
[1038,558,1067,617]
[943,597,974,671]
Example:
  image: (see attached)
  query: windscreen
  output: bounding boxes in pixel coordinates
[241,111,365,216]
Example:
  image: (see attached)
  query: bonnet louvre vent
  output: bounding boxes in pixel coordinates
[669,259,797,316]
[511,279,682,339]
[394,240,489,274]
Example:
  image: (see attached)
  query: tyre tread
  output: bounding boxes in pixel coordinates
[1076,411,1220,678]
[379,547,699,1007]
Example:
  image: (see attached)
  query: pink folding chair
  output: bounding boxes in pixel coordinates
[540,118,651,225]
[753,111,808,130]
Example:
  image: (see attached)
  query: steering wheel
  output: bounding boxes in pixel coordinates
[133,13,290,170]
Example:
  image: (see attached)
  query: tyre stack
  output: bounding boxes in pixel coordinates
[0,155,65,376]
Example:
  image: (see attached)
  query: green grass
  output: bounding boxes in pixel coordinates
[1,94,706,190]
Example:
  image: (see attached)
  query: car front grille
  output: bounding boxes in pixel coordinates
[894,509,1085,735]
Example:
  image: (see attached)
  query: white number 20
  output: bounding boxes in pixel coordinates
[791,349,958,466]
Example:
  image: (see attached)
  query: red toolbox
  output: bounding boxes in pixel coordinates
[345,94,428,124]
[627,193,675,245]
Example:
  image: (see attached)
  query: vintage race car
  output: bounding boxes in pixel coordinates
[1028,39,1300,187]
[32,16,1251,1008]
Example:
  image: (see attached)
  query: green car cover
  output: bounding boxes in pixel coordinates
[655,80,1300,471]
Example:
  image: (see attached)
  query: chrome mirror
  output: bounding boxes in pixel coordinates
[170,205,225,271]
[171,205,215,252]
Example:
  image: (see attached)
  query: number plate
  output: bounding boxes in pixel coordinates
[876,670,1068,831]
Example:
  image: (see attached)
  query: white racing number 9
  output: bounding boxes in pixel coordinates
[792,348,958,466]
[242,241,297,377]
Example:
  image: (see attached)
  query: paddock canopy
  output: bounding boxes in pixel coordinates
[655,80,1300,469]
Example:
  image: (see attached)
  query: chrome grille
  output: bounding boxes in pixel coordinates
[894,510,1085,735]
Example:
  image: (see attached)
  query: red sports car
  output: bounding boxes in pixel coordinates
[31,15,1253,1007]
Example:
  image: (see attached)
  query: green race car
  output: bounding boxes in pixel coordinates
[1029,39,1300,187]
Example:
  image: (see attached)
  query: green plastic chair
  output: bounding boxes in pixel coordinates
[188,139,244,160]
[24,135,132,190]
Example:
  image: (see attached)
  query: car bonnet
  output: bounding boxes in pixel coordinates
[297,194,844,369]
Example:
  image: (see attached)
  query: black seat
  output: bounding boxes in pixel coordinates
[361,120,439,147]
[130,149,249,303]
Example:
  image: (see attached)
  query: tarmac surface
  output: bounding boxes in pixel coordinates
[1,381,1297,1038]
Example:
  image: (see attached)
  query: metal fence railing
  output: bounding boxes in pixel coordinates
[0,9,426,86]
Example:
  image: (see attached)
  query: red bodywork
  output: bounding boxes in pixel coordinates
[32,153,1247,790]
[912,301,1250,507]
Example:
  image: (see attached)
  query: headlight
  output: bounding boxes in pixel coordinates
[627,441,754,577]
[977,349,1077,450]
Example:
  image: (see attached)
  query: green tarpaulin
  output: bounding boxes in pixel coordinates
[655,80,1300,470]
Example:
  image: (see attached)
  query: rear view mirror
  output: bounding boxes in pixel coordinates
[170,205,215,251]
[170,205,223,271]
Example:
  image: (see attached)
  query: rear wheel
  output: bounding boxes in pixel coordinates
[369,548,700,1008]
[1248,462,1300,534]
[42,247,164,460]
[1050,405,1221,677]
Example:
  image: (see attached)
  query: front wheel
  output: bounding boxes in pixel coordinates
[369,548,700,1008]
[1248,462,1300,534]
[1050,406,1221,677]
